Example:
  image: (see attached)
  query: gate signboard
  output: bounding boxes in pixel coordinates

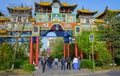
[32,25,40,36]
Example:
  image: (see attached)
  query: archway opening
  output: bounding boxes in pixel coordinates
[50,24,63,31]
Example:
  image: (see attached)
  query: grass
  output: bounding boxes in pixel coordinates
[95,66,120,71]
[12,69,33,74]
[0,69,33,75]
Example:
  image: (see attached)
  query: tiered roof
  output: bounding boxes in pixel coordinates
[7,4,31,11]
[0,12,4,16]
[7,7,31,11]
[35,1,77,12]
[7,6,31,11]
[0,18,10,21]
[35,1,77,7]
[96,6,120,19]
[60,2,77,11]
[29,18,36,22]
[0,12,10,21]
[77,6,97,16]
[35,2,52,6]
[94,19,104,23]
[7,4,32,15]
[0,30,7,34]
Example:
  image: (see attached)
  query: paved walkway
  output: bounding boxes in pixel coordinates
[33,68,120,76]
[33,68,92,76]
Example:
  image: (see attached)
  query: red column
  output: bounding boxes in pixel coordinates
[67,43,70,57]
[92,54,94,60]
[95,51,98,60]
[30,37,33,64]
[35,37,39,67]
[80,50,83,59]
[75,43,78,57]
[64,43,66,58]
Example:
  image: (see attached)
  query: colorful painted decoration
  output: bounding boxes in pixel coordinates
[24,23,32,30]
[75,26,81,35]
[66,14,76,23]
[52,13,62,21]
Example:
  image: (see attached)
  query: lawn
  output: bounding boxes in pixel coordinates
[0,69,33,76]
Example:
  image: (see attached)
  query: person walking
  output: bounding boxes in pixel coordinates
[41,57,47,73]
[47,56,53,69]
[72,56,78,70]
[61,57,66,71]
[54,58,59,70]
[78,56,81,70]
[66,57,71,70]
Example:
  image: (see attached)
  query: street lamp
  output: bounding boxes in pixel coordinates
[90,18,95,72]
[90,34,95,71]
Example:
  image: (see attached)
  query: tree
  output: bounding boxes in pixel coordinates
[0,42,14,70]
[95,41,112,66]
[50,38,63,59]
[75,32,92,59]
[41,49,47,56]
[96,11,120,65]
[70,43,75,59]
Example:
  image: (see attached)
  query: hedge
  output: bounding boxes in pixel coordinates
[24,64,34,71]
[81,59,95,69]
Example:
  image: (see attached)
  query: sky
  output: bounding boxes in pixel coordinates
[0,0,119,50]
[0,0,120,16]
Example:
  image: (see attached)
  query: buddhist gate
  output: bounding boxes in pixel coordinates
[1,0,119,67]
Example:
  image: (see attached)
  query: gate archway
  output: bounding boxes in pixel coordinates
[29,22,79,66]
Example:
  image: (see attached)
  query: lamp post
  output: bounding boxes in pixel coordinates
[90,19,95,71]
[90,33,95,72]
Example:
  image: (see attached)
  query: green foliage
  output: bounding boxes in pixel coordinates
[22,59,29,64]
[24,64,34,71]
[16,45,28,60]
[39,38,43,49]
[70,43,75,59]
[96,11,120,65]
[115,57,120,66]
[95,42,112,66]
[50,38,63,59]
[13,42,30,69]
[14,60,22,68]
[0,42,14,70]
[81,59,94,69]
[41,50,47,56]
[14,59,29,69]
[76,32,92,56]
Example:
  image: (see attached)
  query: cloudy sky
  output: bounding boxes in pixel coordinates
[0,0,120,16]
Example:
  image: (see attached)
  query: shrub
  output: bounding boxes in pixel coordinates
[115,57,120,66]
[14,60,22,68]
[95,60,103,66]
[81,59,95,69]
[14,59,29,69]
[97,50,112,66]
[24,64,34,71]
[95,42,112,66]
[0,42,14,70]
[21,59,29,66]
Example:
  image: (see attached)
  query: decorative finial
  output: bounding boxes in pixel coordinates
[21,3,23,7]
[82,6,84,10]
[106,6,108,10]
[40,0,42,2]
